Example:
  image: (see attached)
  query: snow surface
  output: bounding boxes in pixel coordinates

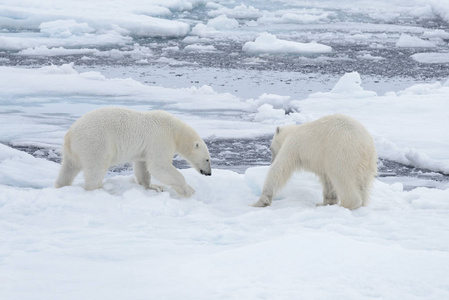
[1,0,449,299]
[396,34,437,48]
[1,62,449,300]
[411,52,449,63]
[243,32,332,54]
[1,145,449,299]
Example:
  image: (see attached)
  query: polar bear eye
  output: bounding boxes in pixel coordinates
[206,159,209,162]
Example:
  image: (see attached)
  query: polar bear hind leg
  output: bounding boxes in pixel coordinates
[317,174,338,206]
[331,176,364,210]
[83,163,109,191]
[55,153,82,188]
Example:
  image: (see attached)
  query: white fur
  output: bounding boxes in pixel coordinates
[55,107,211,197]
[253,114,377,209]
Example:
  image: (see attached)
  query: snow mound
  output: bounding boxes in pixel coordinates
[431,1,449,23]
[207,15,239,29]
[0,143,59,188]
[247,93,292,111]
[309,72,377,98]
[258,11,333,25]
[184,44,217,52]
[396,34,436,48]
[0,29,130,51]
[422,29,449,40]
[411,52,449,64]
[254,104,287,122]
[208,4,262,19]
[39,20,95,38]
[18,46,99,56]
[242,32,332,54]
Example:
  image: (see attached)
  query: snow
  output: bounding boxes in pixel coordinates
[1,62,449,299]
[1,0,447,55]
[243,32,332,54]
[422,29,449,40]
[329,71,378,97]
[396,34,437,48]
[432,0,449,23]
[208,4,262,19]
[411,52,449,63]
[0,0,193,51]
[207,14,239,29]
[18,46,99,56]
[358,53,386,60]
[254,103,289,122]
[0,29,131,51]
[258,11,334,25]
[1,0,449,299]
[184,44,217,52]
[1,154,449,299]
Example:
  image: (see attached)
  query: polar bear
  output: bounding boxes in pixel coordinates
[55,107,211,197]
[253,114,377,209]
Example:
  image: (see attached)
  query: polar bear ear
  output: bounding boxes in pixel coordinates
[276,126,281,135]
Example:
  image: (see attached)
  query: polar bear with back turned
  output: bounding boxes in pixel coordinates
[253,114,377,209]
[55,107,211,197]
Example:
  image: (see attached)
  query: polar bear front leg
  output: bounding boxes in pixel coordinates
[134,161,165,192]
[147,162,195,197]
[252,151,296,207]
[253,194,272,207]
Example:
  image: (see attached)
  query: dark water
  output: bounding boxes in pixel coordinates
[1,4,448,80]
[2,42,449,80]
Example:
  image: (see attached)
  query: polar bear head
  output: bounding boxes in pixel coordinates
[188,140,212,176]
[270,125,296,162]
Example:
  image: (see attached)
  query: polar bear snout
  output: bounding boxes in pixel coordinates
[200,169,212,176]
[198,159,212,176]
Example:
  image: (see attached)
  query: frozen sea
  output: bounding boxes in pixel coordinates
[1,1,449,299]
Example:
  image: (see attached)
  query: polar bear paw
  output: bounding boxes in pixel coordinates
[149,184,165,193]
[252,195,272,207]
[174,184,195,198]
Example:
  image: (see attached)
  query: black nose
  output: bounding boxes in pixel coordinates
[200,169,211,176]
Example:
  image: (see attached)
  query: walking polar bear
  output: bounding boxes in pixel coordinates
[55,107,211,197]
[253,114,377,209]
